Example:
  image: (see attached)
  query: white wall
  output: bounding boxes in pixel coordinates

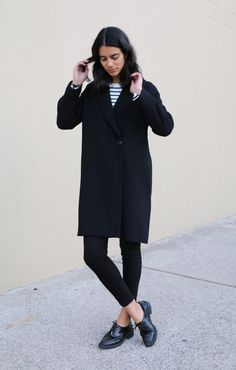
[1,0,236,293]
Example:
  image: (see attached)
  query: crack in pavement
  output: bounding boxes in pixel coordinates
[113,259,236,288]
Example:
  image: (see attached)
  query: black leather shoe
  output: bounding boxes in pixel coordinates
[98,320,134,349]
[135,300,158,347]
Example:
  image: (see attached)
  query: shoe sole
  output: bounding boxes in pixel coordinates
[98,330,134,349]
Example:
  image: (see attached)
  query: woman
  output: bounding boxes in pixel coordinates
[56,26,174,349]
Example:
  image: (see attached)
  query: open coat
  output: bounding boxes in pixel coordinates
[56,79,174,243]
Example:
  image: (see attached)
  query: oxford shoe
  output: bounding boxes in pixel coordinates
[135,300,158,347]
[98,320,134,349]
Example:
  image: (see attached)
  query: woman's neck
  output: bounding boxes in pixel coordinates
[112,77,120,83]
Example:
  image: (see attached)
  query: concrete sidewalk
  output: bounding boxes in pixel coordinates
[0,215,236,370]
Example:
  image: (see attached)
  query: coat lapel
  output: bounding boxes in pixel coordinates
[98,89,121,138]
[113,87,133,122]
[98,87,133,138]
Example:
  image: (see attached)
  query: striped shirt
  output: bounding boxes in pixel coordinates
[109,83,123,107]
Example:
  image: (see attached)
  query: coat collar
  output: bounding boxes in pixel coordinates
[98,85,133,138]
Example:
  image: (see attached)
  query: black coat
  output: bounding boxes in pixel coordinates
[56,79,174,243]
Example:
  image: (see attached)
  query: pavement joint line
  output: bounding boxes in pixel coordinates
[113,259,236,288]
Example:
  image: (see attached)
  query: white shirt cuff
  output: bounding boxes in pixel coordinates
[132,93,140,101]
[70,83,81,90]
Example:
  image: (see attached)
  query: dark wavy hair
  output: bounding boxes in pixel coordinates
[86,27,141,91]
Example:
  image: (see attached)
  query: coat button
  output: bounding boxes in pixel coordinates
[117,140,123,145]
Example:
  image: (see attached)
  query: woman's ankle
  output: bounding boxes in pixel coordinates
[116,306,132,326]
[124,300,144,324]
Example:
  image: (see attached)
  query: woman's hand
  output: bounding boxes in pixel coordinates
[72,60,89,85]
[130,72,143,95]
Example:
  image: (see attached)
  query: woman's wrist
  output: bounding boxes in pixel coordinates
[72,81,82,86]
[131,88,142,95]
[132,88,142,96]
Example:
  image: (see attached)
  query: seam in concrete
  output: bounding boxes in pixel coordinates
[114,260,236,288]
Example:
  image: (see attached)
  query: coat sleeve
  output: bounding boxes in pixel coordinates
[135,80,174,136]
[56,80,87,130]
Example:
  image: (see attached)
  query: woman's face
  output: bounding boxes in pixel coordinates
[99,46,126,82]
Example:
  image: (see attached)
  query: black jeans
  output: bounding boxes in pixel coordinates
[83,236,142,307]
